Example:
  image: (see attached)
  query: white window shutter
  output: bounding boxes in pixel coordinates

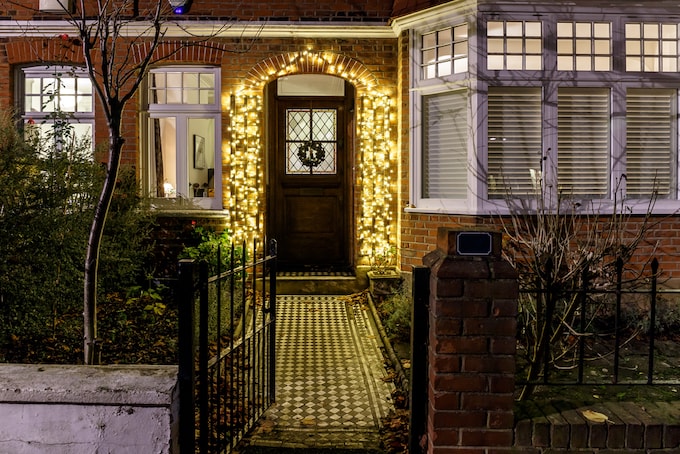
[626,89,674,198]
[487,87,543,197]
[558,88,610,197]
[422,90,468,199]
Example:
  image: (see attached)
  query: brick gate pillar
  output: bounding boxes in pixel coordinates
[422,228,518,453]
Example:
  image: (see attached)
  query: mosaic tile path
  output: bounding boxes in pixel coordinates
[242,295,395,451]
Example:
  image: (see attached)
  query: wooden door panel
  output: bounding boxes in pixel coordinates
[268,84,352,270]
[279,195,343,264]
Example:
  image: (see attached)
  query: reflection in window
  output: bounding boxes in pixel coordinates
[487,20,542,70]
[149,71,215,104]
[145,67,220,206]
[626,23,680,72]
[557,22,611,71]
[21,66,94,153]
[421,24,468,79]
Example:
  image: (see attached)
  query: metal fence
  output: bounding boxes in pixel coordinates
[517,256,680,387]
[177,240,277,454]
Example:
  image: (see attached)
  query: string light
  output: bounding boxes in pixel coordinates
[225,51,397,262]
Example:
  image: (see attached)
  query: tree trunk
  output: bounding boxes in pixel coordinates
[83,114,124,365]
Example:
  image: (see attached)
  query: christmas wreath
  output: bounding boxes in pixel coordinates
[297,140,326,168]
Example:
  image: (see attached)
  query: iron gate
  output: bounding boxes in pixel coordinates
[178,239,277,453]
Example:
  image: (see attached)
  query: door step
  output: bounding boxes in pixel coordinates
[275,270,368,295]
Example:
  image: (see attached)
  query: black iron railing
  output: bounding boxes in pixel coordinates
[178,239,277,454]
[517,257,680,387]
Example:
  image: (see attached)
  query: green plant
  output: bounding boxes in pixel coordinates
[179,227,242,274]
[370,245,397,275]
[380,282,412,344]
[0,106,155,363]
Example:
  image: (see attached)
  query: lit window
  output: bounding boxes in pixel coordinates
[626,23,680,72]
[421,24,468,79]
[487,20,542,71]
[20,66,94,152]
[557,22,611,71]
[487,87,543,197]
[144,67,221,209]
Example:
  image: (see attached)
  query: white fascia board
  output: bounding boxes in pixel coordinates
[0,20,396,39]
[391,0,474,35]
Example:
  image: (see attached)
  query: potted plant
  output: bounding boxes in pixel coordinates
[367,245,402,299]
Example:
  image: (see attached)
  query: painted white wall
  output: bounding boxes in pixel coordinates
[0,364,179,454]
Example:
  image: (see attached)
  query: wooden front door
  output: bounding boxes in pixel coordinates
[268,85,353,270]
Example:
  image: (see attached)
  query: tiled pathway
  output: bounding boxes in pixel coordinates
[242,295,395,451]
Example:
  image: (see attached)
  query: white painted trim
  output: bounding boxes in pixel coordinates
[0,20,396,39]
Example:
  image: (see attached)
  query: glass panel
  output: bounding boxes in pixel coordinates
[506,21,523,36]
[286,108,337,175]
[594,23,610,38]
[627,57,642,71]
[453,58,468,74]
[188,118,215,198]
[149,117,177,198]
[644,23,659,39]
[487,21,504,37]
[507,55,524,70]
[438,28,452,44]
[594,56,611,71]
[662,57,677,72]
[488,38,504,54]
[575,22,591,37]
[626,89,674,197]
[558,88,610,197]
[438,61,452,77]
[525,22,542,37]
[557,22,572,37]
[557,39,573,54]
[525,38,542,54]
[575,56,592,71]
[594,40,610,54]
[453,24,467,40]
[626,23,641,39]
[423,32,436,48]
[423,90,468,199]
[488,87,543,197]
[662,24,677,39]
[575,39,591,54]
[506,38,523,53]
[423,49,436,65]
[525,55,542,70]
[488,55,504,70]
[558,55,573,71]
[626,40,641,54]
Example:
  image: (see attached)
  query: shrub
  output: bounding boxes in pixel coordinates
[0,108,155,363]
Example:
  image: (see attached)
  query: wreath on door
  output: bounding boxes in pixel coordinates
[297,140,326,168]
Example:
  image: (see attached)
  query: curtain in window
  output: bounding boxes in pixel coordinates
[626,89,674,197]
[422,90,468,199]
[487,87,543,197]
[558,88,610,197]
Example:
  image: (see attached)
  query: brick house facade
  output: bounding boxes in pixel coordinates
[3,0,680,282]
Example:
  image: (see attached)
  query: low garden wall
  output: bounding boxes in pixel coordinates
[0,364,179,453]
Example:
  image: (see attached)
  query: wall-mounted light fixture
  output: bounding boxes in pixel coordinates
[168,0,191,14]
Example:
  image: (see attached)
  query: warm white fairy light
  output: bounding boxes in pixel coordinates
[226,93,264,248]
[225,50,397,262]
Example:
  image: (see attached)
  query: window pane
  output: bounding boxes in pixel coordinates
[188,118,215,197]
[558,88,610,197]
[149,117,177,198]
[626,89,674,197]
[423,91,468,199]
[286,108,337,175]
[488,87,543,197]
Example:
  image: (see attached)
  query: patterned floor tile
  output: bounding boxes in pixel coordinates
[244,294,395,450]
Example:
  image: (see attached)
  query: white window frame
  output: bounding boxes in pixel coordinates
[142,66,222,210]
[408,10,484,214]
[19,65,95,151]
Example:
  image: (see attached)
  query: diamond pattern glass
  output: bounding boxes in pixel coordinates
[286,108,337,174]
